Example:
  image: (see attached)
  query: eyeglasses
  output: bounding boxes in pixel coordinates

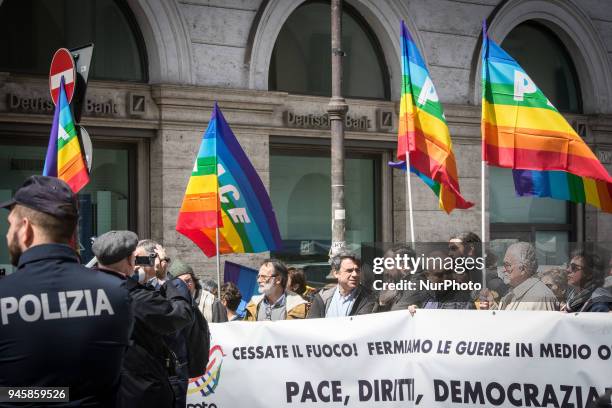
[257,274,277,281]
[567,263,584,273]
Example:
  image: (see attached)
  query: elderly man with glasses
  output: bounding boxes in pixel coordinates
[307,251,376,318]
[485,242,559,311]
[244,259,308,321]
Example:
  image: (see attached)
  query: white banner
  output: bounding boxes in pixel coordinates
[187,310,612,408]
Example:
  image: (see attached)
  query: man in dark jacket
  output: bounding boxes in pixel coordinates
[92,230,194,408]
[307,251,376,318]
[0,176,133,407]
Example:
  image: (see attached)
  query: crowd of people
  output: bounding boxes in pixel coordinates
[236,233,612,321]
[1,175,611,407]
[373,233,612,314]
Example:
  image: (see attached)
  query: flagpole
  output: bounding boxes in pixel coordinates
[481,20,488,290]
[405,146,415,244]
[216,226,221,296]
[400,21,415,245]
[481,160,486,288]
[214,102,222,296]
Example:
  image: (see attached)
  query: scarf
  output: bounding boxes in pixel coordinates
[565,282,599,312]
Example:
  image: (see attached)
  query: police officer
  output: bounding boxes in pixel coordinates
[92,230,194,408]
[0,176,133,407]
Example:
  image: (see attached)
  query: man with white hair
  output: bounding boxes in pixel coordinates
[496,242,559,311]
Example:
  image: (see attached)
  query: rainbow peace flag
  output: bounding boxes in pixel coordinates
[43,77,89,193]
[397,21,473,213]
[176,103,282,256]
[481,24,612,212]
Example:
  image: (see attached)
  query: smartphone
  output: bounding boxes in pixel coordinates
[135,255,154,266]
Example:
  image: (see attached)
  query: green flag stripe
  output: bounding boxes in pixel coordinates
[57,131,77,149]
[567,173,586,203]
[402,76,447,123]
[191,156,217,176]
[483,82,558,112]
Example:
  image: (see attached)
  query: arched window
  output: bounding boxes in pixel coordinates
[269,0,389,100]
[490,22,583,264]
[501,21,581,113]
[0,0,147,82]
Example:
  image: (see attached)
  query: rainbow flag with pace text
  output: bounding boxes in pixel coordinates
[397,21,473,213]
[43,77,89,193]
[481,24,612,212]
[176,103,282,256]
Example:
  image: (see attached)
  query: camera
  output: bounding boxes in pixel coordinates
[135,253,156,266]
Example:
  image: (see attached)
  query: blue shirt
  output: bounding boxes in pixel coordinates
[326,286,357,318]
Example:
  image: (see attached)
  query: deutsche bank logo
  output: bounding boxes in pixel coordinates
[377,109,393,131]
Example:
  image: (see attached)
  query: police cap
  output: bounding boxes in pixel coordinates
[0,175,77,220]
[92,230,139,265]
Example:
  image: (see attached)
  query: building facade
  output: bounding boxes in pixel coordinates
[1,0,611,280]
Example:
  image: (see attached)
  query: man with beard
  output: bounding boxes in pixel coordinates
[484,242,558,311]
[307,251,376,318]
[245,259,308,321]
[0,176,132,407]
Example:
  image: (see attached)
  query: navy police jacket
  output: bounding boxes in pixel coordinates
[0,244,133,407]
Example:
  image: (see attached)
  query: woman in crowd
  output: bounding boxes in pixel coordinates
[563,249,612,312]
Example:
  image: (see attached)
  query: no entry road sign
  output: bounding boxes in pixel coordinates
[49,48,76,105]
